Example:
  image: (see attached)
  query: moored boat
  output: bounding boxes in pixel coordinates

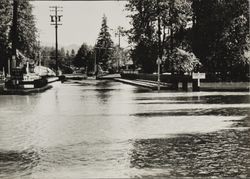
[3,55,57,94]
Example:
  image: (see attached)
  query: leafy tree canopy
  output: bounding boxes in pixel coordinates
[192,0,249,80]
[73,43,92,68]
[168,48,200,73]
[0,0,38,70]
[126,0,192,73]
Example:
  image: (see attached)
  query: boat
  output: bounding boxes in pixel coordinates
[3,50,58,94]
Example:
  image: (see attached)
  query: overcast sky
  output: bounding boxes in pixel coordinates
[31,1,131,48]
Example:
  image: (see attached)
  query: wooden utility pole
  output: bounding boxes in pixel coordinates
[156,0,162,92]
[115,26,123,72]
[50,6,63,75]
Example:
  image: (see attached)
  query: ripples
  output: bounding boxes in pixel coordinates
[0,80,249,178]
[130,128,250,177]
[133,108,250,117]
[0,148,40,178]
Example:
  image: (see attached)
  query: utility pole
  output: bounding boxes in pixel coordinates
[94,48,97,75]
[50,6,63,76]
[157,0,162,92]
[115,26,124,72]
[116,26,122,48]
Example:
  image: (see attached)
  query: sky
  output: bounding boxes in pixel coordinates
[31,1,131,48]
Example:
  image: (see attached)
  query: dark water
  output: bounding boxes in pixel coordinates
[0,80,249,178]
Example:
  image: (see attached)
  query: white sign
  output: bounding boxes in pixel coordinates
[192,73,206,79]
[24,84,34,89]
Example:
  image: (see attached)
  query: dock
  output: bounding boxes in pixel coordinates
[47,76,60,83]
[114,78,171,90]
[97,74,121,80]
[1,85,53,95]
[115,78,250,92]
[64,74,87,80]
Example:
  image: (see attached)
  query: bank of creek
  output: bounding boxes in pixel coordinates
[0,80,249,178]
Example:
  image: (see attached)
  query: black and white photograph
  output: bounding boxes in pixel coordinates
[0,0,249,178]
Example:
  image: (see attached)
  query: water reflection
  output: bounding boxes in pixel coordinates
[0,80,249,178]
[95,81,115,103]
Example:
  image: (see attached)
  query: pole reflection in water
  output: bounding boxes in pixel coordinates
[0,80,249,178]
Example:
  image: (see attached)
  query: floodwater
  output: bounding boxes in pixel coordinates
[0,80,249,178]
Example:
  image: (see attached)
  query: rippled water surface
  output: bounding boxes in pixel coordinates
[0,80,249,178]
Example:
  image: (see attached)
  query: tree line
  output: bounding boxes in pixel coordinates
[1,0,248,81]
[72,15,130,74]
[41,15,128,75]
[125,0,249,81]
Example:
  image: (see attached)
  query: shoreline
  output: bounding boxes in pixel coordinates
[116,78,250,92]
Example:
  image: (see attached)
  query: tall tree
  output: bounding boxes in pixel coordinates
[0,0,12,70]
[0,0,38,70]
[70,49,76,58]
[126,0,161,73]
[14,0,38,59]
[192,0,249,81]
[126,0,192,73]
[95,15,114,70]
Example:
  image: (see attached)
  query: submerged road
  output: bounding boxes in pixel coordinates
[0,80,249,178]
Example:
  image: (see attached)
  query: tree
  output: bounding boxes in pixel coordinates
[86,49,95,73]
[168,48,200,73]
[40,46,54,68]
[65,50,71,66]
[60,47,66,58]
[192,0,249,81]
[125,0,157,73]
[70,49,76,58]
[95,15,114,70]
[73,43,90,68]
[39,46,74,74]
[109,45,131,72]
[125,0,192,73]
[0,0,12,70]
[0,0,38,70]
[14,0,38,59]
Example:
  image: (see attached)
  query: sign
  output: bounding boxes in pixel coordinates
[156,57,162,65]
[24,84,34,89]
[192,73,206,79]
[192,72,206,87]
